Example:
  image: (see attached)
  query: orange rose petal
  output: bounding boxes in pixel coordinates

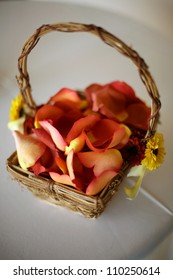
[90,85,126,118]
[78,149,123,177]
[49,172,75,187]
[29,161,46,175]
[12,131,46,170]
[86,170,117,196]
[55,156,68,174]
[49,88,81,104]
[109,81,136,100]
[34,104,63,128]
[85,119,128,151]
[65,131,85,155]
[85,83,103,103]
[66,114,100,143]
[30,149,61,175]
[126,103,151,130]
[108,125,131,149]
[115,124,132,149]
[39,120,67,151]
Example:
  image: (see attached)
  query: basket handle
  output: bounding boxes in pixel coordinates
[17,22,161,138]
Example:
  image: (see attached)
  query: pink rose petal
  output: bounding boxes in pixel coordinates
[32,128,57,150]
[39,120,67,151]
[12,131,46,170]
[66,150,75,180]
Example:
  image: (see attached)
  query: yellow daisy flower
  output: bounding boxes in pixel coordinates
[9,94,24,121]
[142,132,165,170]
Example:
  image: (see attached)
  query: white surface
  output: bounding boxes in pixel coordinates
[0,0,173,260]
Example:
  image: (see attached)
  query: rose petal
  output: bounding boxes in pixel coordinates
[85,119,130,151]
[49,88,82,104]
[32,128,57,150]
[39,120,67,151]
[89,85,127,121]
[8,116,26,134]
[66,150,75,180]
[109,124,131,149]
[12,131,46,170]
[55,156,68,174]
[34,104,63,128]
[65,131,85,155]
[30,149,63,175]
[49,172,75,187]
[66,114,100,143]
[65,150,85,191]
[85,83,103,103]
[78,149,123,177]
[125,103,151,130]
[86,170,117,196]
[109,81,137,101]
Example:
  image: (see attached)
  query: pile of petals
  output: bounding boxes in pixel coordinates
[8,81,157,196]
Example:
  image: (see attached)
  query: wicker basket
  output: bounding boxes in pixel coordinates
[6,23,161,218]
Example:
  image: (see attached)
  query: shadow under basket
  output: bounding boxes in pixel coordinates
[7,152,129,219]
[6,23,160,218]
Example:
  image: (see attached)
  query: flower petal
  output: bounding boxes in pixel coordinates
[34,104,63,128]
[49,88,81,104]
[8,116,26,134]
[66,150,85,191]
[65,131,85,155]
[66,150,75,180]
[86,170,117,196]
[109,81,137,101]
[49,172,75,187]
[85,83,103,103]
[142,132,165,170]
[55,156,68,174]
[125,103,151,130]
[124,165,146,199]
[30,149,62,175]
[89,84,128,121]
[66,114,100,143]
[32,128,57,150]
[85,119,130,151]
[111,124,132,149]
[39,120,67,151]
[78,149,123,177]
[29,161,46,175]
[12,131,46,170]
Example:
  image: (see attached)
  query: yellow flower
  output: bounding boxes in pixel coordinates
[9,94,24,121]
[142,132,165,170]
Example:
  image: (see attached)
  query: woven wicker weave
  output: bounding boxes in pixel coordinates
[6,23,161,218]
